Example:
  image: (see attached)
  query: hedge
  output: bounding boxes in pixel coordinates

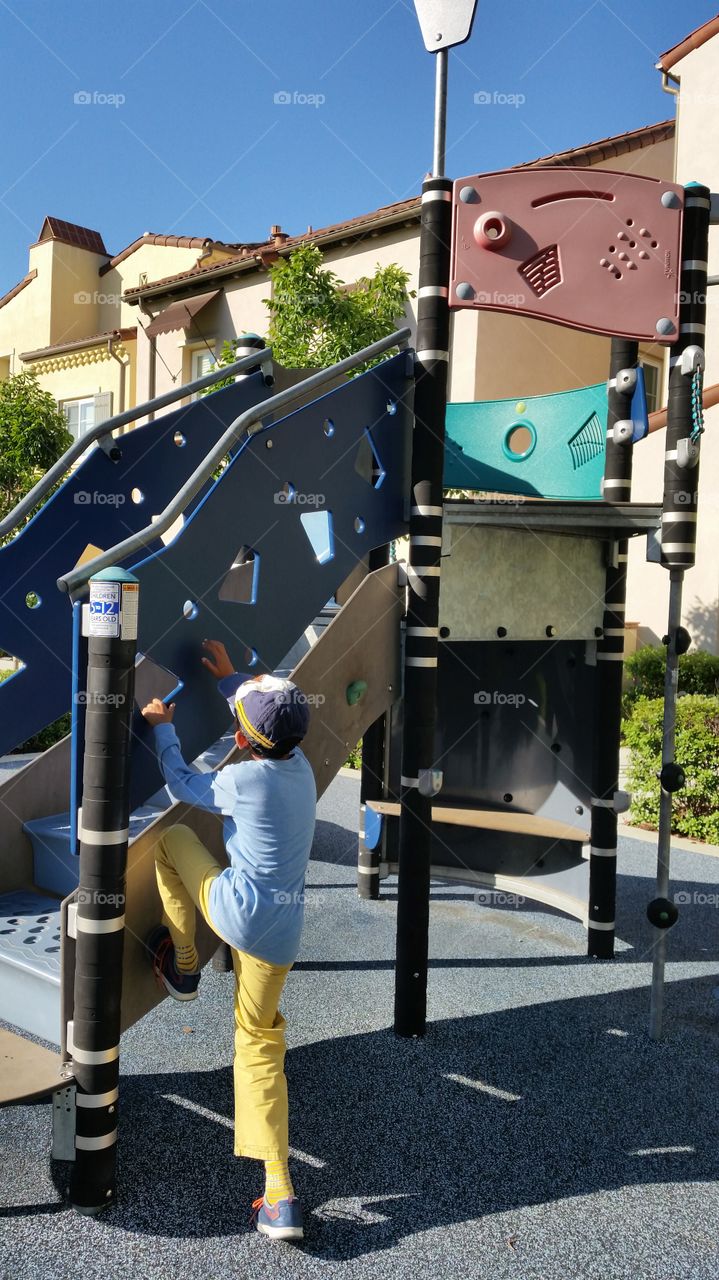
[623,646,719,719]
[624,694,719,843]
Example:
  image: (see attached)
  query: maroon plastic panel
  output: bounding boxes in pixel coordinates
[450,168,684,343]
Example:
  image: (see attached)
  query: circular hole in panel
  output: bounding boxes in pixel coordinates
[25,591,41,609]
[651,240,658,248]
[323,418,335,438]
[439,626,450,639]
[244,646,258,668]
[265,439,273,449]
[173,431,186,448]
[497,626,507,638]
[183,600,199,621]
[609,245,616,253]
[131,488,145,504]
[279,481,296,504]
[626,218,634,226]
[354,516,366,534]
[484,218,502,239]
[502,421,537,462]
[386,400,397,416]
[629,241,636,248]
[503,793,513,804]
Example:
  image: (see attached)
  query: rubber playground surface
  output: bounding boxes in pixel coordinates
[2,771,718,1280]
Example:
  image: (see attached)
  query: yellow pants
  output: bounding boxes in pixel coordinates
[154,824,292,1161]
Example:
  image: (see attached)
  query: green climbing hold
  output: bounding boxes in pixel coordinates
[346,679,368,707]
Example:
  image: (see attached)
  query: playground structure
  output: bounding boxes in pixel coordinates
[0,0,714,1218]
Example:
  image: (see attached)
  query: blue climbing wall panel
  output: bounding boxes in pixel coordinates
[0,373,273,755]
[444,371,648,499]
[116,354,413,808]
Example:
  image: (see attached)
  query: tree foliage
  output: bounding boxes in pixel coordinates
[0,371,72,524]
[265,244,413,372]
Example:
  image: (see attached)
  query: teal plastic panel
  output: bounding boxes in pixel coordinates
[445,383,609,499]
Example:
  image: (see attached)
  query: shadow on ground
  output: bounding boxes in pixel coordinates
[26,974,717,1262]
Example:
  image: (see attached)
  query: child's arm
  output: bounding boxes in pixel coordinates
[142,698,234,813]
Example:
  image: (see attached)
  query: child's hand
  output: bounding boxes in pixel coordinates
[202,639,235,679]
[142,698,175,727]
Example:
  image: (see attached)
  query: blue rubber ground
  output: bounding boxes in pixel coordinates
[2,771,719,1279]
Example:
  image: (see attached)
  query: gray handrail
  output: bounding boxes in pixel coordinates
[0,347,273,541]
[58,328,412,595]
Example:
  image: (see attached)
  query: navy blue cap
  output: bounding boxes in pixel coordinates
[218,673,310,750]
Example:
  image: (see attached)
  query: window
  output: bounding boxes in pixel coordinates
[61,397,96,440]
[641,359,663,415]
[191,348,216,396]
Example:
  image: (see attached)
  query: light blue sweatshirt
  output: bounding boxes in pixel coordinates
[152,722,317,965]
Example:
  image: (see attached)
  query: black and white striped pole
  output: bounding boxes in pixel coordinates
[587,337,637,958]
[68,566,138,1212]
[394,1,478,1037]
[648,182,710,1039]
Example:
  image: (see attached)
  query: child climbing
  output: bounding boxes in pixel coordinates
[141,638,317,1241]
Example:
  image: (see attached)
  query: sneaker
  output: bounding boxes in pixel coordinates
[252,1195,304,1241]
[145,925,200,1002]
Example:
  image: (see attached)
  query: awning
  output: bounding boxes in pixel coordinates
[144,289,221,337]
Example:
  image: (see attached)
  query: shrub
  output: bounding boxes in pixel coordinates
[623,645,719,719]
[624,694,719,842]
[344,740,362,770]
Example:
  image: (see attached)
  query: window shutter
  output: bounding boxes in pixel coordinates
[93,390,113,424]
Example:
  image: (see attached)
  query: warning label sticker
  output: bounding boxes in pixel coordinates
[88,581,121,638]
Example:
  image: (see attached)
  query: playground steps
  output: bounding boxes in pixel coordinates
[0,1027,67,1106]
[0,890,63,1041]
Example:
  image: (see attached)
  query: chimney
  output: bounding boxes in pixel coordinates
[270,224,289,244]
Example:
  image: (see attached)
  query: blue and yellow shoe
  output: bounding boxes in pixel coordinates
[145,925,200,1002]
[252,1195,304,1241]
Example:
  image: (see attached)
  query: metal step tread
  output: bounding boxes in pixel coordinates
[0,890,62,983]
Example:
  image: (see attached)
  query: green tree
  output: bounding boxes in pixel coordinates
[265,244,413,372]
[0,371,72,525]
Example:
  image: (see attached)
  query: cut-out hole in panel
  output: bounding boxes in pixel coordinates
[183,600,199,621]
[354,516,366,534]
[218,547,260,604]
[277,481,296,505]
[73,543,104,570]
[353,428,386,490]
[386,400,397,416]
[25,592,41,609]
[244,646,258,667]
[134,653,182,709]
[173,431,186,448]
[300,510,334,565]
[131,488,145,505]
[323,418,335,438]
[151,512,185,547]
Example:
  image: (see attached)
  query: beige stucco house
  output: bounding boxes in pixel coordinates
[0,219,241,436]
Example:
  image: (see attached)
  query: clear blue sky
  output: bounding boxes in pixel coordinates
[0,0,714,286]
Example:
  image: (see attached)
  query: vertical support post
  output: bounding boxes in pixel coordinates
[649,182,710,1039]
[358,545,391,899]
[394,47,451,1038]
[69,566,138,1213]
[587,337,637,958]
